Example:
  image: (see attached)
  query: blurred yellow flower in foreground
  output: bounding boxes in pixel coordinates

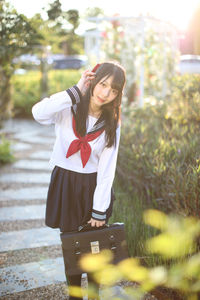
[80,249,113,272]
[144,209,200,258]
[73,209,200,299]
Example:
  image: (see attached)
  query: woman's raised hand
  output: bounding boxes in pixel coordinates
[76,69,96,96]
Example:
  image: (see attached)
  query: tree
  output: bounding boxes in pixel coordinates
[0,0,43,119]
[66,9,79,34]
[62,9,82,55]
[47,0,62,20]
[45,0,83,55]
[84,7,104,18]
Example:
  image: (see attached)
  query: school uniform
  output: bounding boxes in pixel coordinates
[32,85,121,233]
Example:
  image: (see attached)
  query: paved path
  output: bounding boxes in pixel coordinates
[0,118,154,300]
[0,257,65,295]
[0,119,70,299]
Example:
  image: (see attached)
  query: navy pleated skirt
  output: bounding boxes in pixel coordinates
[45,166,115,232]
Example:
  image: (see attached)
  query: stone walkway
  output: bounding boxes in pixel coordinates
[0,119,70,299]
[0,118,157,300]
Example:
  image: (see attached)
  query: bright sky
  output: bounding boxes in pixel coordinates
[9,0,200,30]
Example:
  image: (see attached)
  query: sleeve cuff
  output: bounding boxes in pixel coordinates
[66,85,82,113]
[92,209,106,221]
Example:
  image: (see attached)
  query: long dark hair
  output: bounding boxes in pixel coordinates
[75,61,126,147]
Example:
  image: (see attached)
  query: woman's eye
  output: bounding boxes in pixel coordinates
[112,90,118,95]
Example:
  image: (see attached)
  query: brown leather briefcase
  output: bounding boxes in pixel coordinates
[60,223,129,275]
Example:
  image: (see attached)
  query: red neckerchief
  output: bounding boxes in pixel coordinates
[66,115,104,168]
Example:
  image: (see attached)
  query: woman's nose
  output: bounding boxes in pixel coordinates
[103,88,110,97]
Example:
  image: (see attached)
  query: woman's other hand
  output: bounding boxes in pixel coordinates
[76,70,95,96]
[88,218,105,227]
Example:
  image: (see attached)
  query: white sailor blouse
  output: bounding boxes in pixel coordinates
[32,86,121,221]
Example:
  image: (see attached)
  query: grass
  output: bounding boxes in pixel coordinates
[12,69,81,118]
[110,176,163,268]
[0,135,15,165]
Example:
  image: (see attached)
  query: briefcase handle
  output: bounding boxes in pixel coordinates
[78,223,109,232]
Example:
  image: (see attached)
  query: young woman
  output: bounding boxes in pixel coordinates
[32,61,126,299]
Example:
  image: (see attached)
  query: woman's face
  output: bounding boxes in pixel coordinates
[90,75,119,107]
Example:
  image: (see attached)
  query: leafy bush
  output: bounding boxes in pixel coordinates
[11,71,41,117]
[111,178,161,267]
[0,135,15,164]
[48,69,81,95]
[68,210,200,300]
[12,69,81,117]
[117,74,200,219]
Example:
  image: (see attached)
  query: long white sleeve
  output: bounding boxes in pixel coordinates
[32,86,82,125]
[92,125,121,220]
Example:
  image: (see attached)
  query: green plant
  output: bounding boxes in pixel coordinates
[68,210,200,300]
[111,178,162,267]
[48,69,81,95]
[117,74,200,219]
[0,0,43,119]
[12,69,81,117]
[11,71,41,117]
[0,135,15,164]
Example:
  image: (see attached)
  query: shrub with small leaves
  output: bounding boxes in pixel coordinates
[117,74,200,218]
[67,210,200,300]
[12,69,81,117]
[0,135,14,164]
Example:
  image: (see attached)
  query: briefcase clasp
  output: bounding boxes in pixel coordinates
[75,241,81,256]
[110,235,117,251]
[90,241,100,254]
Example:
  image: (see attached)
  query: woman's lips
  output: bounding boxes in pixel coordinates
[97,96,105,103]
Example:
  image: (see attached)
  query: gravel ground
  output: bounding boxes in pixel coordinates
[0,120,158,300]
[0,164,50,175]
[0,219,46,232]
[0,245,62,268]
[0,199,46,208]
[117,281,158,300]
[13,147,51,161]
[0,281,158,300]
[0,182,49,190]
[0,282,69,300]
